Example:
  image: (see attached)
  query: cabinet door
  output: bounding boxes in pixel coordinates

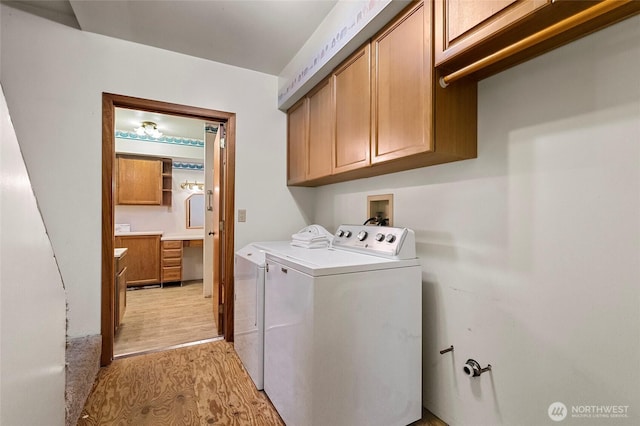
[116,156,163,205]
[434,0,550,65]
[333,44,371,174]
[372,1,432,165]
[114,235,161,286]
[116,266,127,329]
[287,98,308,185]
[306,78,333,180]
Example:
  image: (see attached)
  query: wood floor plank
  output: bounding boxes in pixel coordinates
[115,281,218,356]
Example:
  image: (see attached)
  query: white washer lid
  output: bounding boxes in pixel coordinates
[265,247,419,277]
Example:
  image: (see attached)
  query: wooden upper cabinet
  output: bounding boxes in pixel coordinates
[372,1,432,164]
[434,0,640,76]
[116,155,166,205]
[287,98,308,185]
[434,0,551,66]
[332,44,371,174]
[306,78,334,180]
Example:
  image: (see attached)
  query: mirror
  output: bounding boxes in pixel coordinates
[186,193,205,229]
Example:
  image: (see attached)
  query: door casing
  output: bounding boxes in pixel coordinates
[101,93,236,366]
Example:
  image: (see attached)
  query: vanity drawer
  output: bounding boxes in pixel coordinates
[162,267,182,282]
[162,249,182,259]
[163,257,181,267]
[163,240,183,249]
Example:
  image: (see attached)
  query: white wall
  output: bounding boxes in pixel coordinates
[1,86,66,425]
[313,16,640,426]
[0,4,309,339]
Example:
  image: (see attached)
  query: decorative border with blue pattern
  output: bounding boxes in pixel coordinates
[173,162,204,171]
[115,130,205,148]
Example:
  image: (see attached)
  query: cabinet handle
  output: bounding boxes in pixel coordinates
[281,267,288,273]
[207,189,213,211]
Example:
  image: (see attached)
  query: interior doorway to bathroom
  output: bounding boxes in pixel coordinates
[101,93,237,366]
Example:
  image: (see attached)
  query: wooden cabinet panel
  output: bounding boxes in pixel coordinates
[116,156,162,205]
[436,0,550,66]
[306,78,333,180]
[116,155,172,206]
[333,44,371,174]
[372,1,432,164]
[433,0,640,77]
[287,98,308,185]
[115,252,128,333]
[114,235,161,286]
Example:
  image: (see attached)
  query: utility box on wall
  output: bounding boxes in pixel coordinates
[367,194,393,226]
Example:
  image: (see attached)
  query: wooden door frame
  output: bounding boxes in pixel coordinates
[101,93,236,366]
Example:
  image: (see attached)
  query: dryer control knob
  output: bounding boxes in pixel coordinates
[375,233,385,242]
[344,231,352,238]
[385,234,396,243]
[357,230,368,241]
[336,230,344,237]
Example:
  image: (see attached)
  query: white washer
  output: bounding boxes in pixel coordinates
[233,241,305,390]
[264,225,422,426]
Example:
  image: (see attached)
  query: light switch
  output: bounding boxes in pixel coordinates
[238,209,247,222]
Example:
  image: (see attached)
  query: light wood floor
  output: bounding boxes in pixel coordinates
[81,340,447,426]
[114,281,219,356]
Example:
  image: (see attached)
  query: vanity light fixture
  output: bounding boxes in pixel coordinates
[180,180,204,191]
[134,121,163,138]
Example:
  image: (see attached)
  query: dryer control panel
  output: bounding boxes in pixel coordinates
[332,225,416,259]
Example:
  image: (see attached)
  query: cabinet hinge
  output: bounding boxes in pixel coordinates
[219,220,224,232]
[219,304,224,314]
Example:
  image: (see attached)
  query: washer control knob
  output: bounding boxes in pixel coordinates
[375,233,385,242]
[336,230,344,237]
[357,230,368,241]
[385,234,396,243]
[344,230,352,238]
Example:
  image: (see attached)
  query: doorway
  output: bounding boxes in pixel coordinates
[101,93,236,366]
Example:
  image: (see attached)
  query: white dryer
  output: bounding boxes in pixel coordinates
[264,225,422,426]
[233,241,304,390]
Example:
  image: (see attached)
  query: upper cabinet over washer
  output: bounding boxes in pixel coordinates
[287,1,477,187]
[434,0,640,80]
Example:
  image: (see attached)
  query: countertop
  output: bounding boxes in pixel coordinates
[114,231,204,241]
[161,234,204,241]
[115,231,163,237]
[114,248,128,258]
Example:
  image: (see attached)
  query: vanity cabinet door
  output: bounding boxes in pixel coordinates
[114,235,161,286]
[115,257,127,331]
